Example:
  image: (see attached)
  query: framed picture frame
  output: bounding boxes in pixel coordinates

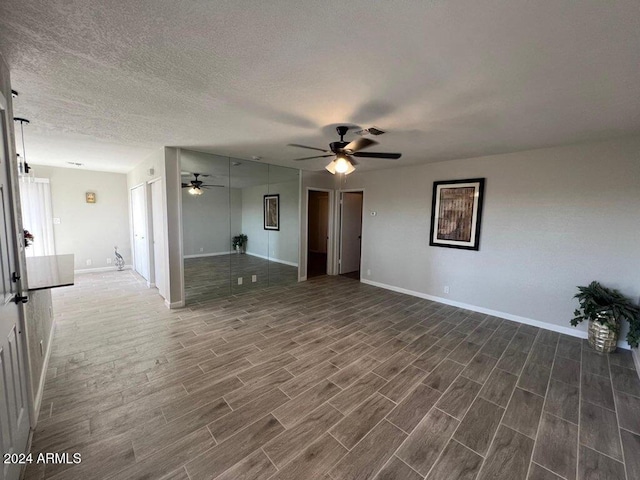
[429,178,485,250]
[86,192,96,203]
[264,194,280,231]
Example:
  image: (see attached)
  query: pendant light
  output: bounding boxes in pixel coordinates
[13,117,33,182]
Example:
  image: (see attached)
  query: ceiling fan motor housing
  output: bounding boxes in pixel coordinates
[329,141,349,153]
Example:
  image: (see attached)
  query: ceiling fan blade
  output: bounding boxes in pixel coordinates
[344,137,377,153]
[352,151,402,159]
[349,157,359,166]
[181,183,190,188]
[201,184,225,187]
[287,143,329,153]
[293,154,334,161]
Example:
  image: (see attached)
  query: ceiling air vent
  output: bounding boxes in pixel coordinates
[354,126,385,136]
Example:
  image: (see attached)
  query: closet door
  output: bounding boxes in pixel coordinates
[130,184,149,280]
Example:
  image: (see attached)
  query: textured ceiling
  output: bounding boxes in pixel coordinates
[1,1,639,174]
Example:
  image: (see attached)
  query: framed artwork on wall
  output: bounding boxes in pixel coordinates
[264,194,280,231]
[86,192,96,203]
[429,178,485,250]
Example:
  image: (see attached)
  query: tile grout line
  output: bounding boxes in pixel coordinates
[523,333,562,480]
[479,327,545,479]
[391,323,506,479]
[609,350,629,480]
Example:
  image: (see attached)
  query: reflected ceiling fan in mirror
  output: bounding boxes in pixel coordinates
[288,125,401,175]
[181,173,224,195]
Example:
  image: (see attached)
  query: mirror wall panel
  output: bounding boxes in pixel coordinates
[267,165,300,288]
[180,149,300,305]
[230,160,268,295]
[181,151,231,303]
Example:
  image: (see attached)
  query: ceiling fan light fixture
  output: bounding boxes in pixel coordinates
[334,156,350,173]
[188,186,203,195]
[325,156,355,175]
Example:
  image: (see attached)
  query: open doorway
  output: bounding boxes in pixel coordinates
[339,190,363,280]
[307,189,330,278]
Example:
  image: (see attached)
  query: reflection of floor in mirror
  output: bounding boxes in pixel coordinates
[184,254,298,305]
[341,270,361,281]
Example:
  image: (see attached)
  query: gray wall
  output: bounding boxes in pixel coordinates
[346,136,640,343]
[182,186,232,256]
[240,183,269,258]
[31,165,131,271]
[241,180,299,265]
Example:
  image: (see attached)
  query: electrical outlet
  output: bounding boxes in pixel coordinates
[199,247,204,252]
[252,275,257,283]
[366,269,371,276]
[237,277,243,285]
[106,258,112,264]
[444,286,450,294]
[86,259,92,266]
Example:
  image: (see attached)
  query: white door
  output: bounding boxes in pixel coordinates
[339,192,363,274]
[0,95,31,480]
[150,180,166,299]
[130,185,149,280]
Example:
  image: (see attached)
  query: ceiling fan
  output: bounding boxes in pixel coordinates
[288,125,401,175]
[181,173,224,195]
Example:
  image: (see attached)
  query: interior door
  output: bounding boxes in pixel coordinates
[307,190,329,277]
[339,191,363,275]
[150,180,166,299]
[0,94,30,480]
[130,184,149,280]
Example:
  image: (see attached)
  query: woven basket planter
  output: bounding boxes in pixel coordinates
[587,317,618,354]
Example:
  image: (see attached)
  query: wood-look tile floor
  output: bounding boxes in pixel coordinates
[24,271,640,480]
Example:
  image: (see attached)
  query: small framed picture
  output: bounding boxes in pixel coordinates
[264,194,280,231]
[86,192,96,203]
[429,178,485,250]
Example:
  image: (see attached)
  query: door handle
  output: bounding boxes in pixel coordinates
[13,294,28,304]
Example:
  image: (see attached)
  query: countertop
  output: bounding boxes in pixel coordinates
[26,254,75,291]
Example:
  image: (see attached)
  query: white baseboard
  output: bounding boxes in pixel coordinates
[245,252,298,267]
[299,275,307,282]
[74,265,132,274]
[164,299,185,309]
[33,320,55,424]
[360,279,632,350]
[183,251,233,259]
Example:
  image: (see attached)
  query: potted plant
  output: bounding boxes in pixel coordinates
[232,234,248,254]
[571,281,640,353]
[24,229,34,248]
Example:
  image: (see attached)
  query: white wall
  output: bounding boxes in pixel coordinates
[33,165,131,271]
[347,136,640,343]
